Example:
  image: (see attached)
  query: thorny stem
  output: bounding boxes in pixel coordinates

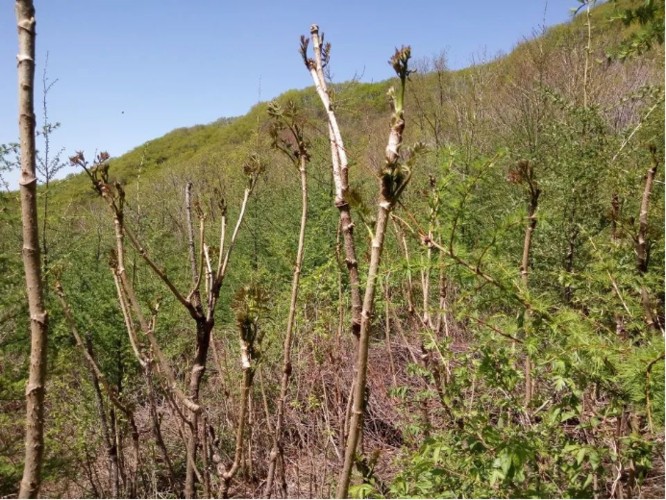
[337,45,412,499]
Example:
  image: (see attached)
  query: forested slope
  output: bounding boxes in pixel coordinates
[1,1,664,498]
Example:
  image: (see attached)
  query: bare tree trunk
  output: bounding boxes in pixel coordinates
[421,178,439,329]
[211,284,265,498]
[16,2,48,497]
[85,332,120,498]
[336,220,345,342]
[303,25,362,336]
[187,175,256,498]
[636,160,657,272]
[246,392,255,482]
[265,153,308,497]
[337,47,412,499]
[185,322,207,498]
[519,165,540,408]
[637,148,659,331]
[337,179,391,498]
[219,365,254,498]
[145,362,178,492]
[184,180,205,498]
[202,415,211,499]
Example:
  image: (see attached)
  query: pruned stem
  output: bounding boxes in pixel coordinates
[337,45,412,499]
[304,25,362,336]
[637,147,660,331]
[16,1,49,496]
[265,152,308,497]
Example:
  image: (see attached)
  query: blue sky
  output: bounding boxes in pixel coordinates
[1,1,577,184]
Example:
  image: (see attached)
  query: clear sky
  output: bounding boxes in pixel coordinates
[1,1,577,185]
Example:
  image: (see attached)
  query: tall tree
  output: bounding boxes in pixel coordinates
[301,25,363,336]
[336,46,414,499]
[509,160,541,406]
[71,150,262,498]
[15,1,48,497]
[636,145,660,331]
[263,100,310,497]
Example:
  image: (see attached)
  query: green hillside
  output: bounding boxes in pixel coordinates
[45,0,662,207]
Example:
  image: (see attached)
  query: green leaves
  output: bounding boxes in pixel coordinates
[388,45,412,114]
[350,483,377,499]
[609,0,665,60]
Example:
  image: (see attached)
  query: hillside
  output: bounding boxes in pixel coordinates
[46,0,661,206]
